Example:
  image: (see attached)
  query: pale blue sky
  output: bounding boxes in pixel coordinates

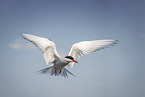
[0,0,145,97]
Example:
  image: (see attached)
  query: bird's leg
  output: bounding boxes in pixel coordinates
[55,67,57,73]
[59,69,62,74]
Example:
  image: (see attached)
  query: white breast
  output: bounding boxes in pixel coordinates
[53,58,69,69]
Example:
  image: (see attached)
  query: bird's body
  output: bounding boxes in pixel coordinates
[53,58,68,69]
[39,58,74,77]
[22,34,118,78]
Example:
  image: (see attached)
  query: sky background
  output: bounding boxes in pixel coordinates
[0,0,145,97]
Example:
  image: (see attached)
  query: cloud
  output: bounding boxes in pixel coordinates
[8,39,36,50]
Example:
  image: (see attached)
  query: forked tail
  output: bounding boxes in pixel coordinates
[38,66,76,78]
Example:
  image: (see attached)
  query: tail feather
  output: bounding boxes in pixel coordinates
[38,67,52,74]
[64,68,76,77]
[38,66,76,78]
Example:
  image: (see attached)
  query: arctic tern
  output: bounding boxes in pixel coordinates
[22,34,118,78]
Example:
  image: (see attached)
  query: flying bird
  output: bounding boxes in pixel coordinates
[22,34,118,78]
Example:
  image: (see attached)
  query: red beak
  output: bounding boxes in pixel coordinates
[72,60,78,63]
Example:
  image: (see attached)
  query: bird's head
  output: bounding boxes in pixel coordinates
[65,56,78,63]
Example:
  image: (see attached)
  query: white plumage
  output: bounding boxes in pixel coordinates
[22,34,118,78]
[22,34,60,65]
[68,40,117,68]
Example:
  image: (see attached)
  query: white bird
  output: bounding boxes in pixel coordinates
[22,34,118,78]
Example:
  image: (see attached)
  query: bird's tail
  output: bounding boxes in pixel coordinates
[38,66,76,78]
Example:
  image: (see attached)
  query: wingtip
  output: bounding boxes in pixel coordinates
[21,34,24,38]
[21,34,30,38]
[21,33,30,36]
[111,40,119,42]
[21,34,26,39]
[114,40,119,44]
[21,33,25,37]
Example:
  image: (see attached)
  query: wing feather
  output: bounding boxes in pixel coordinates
[21,34,60,65]
[68,40,118,68]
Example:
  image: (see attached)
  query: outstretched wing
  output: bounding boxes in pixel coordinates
[22,34,60,65]
[68,40,118,68]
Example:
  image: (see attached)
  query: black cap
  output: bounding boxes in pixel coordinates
[65,56,74,60]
